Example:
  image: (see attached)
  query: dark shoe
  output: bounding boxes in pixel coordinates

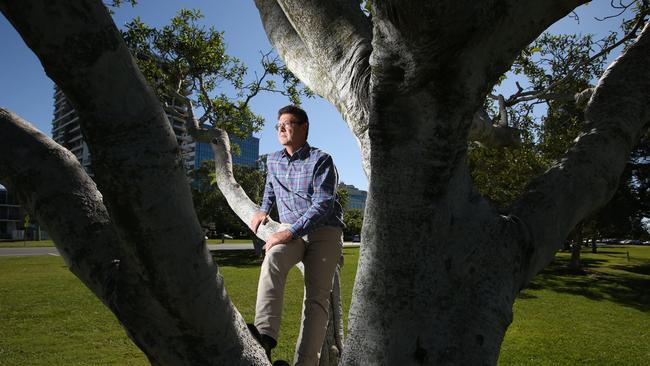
[247,323,277,361]
[260,334,277,360]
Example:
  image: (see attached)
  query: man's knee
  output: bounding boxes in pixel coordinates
[262,247,293,275]
[305,285,331,306]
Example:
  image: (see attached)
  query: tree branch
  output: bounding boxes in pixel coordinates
[468,109,521,148]
[0,108,121,302]
[460,0,590,99]
[253,0,371,141]
[369,0,587,103]
[254,0,337,102]
[0,110,237,365]
[506,11,648,107]
[511,22,650,287]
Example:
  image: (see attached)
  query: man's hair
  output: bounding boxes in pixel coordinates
[278,105,309,139]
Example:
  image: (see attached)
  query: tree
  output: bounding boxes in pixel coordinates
[1,1,649,365]
[342,209,363,239]
[120,8,307,140]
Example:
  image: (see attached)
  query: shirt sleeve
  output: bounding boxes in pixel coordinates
[288,155,338,237]
[259,163,276,213]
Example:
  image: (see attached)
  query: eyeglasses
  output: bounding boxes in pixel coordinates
[274,121,300,131]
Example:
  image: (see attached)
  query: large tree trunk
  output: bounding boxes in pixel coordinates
[253,1,649,364]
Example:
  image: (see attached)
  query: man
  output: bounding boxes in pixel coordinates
[250,105,344,365]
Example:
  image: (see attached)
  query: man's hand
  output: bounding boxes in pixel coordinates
[264,229,294,251]
[250,211,268,234]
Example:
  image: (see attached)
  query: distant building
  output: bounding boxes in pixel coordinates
[0,185,21,239]
[51,87,94,174]
[231,135,261,168]
[186,135,260,171]
[0,185,42,240]
[339,182,367,211]
[52,86,193,175]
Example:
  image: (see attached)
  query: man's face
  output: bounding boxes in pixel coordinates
[277,113,307,147]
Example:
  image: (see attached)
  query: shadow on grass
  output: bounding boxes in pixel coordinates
[211,250,263,268]
[520,256,650,312]
[611,262,650,276]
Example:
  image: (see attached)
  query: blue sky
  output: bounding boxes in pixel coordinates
[0,1,635,191]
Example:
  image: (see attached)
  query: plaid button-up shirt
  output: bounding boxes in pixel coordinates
[260,143,344,238]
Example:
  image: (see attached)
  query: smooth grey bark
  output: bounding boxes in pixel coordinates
[469,109,521,148]
[253,1,649,364]
[0,109,122,301]
[1,2,268,365]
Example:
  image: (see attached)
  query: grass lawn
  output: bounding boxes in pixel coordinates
[0,246,648,365]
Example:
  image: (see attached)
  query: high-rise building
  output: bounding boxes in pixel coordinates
[52,86,194,175]
[339,182,367,211]
[0,184,22,239]
[51,86,93,174]
[188,135,261,170]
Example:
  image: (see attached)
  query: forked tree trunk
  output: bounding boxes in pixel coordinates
[2,1,650,365]
[253,1,650,364]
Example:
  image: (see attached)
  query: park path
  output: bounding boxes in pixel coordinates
[0,243,360,257]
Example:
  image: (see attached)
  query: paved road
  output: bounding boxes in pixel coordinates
[0,247,61,257]
[0,243,360,257]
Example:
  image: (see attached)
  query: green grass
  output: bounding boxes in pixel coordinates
[499,245,650,365]
[0,246,648,365]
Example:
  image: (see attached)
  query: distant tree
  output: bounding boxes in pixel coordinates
[336,185,350,209]
[470,27,650,270]
[191,161,265,238]
[343,209,364,238]
[121,9,308,139]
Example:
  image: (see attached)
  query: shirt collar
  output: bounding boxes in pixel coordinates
[282,142,310,160]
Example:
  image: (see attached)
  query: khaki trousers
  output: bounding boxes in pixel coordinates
[254,225,343,366]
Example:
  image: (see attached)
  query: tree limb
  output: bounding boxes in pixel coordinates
[460,0,590,99]
[469,109,521,148]
[369,0,587,102]
[511,22,650,287]
[210,128,282,239]
[273,0,372,107]
[505,11,648,107]
[253,0,371,144]
[253,0,337,103]
[0,108,121,302]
